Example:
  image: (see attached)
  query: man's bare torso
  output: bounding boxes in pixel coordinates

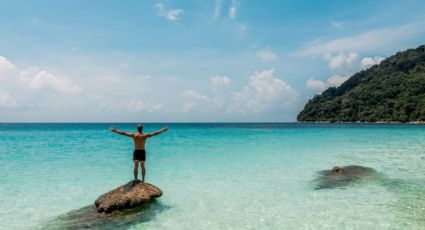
[110,126,168,182]
[132,133,147,150]
[110,126,168,151]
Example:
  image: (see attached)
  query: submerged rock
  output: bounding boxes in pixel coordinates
[45,201,170,229]
[95,180,162,213]
[314,165,378,190]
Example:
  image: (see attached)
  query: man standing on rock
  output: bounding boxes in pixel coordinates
[110,124,168,183]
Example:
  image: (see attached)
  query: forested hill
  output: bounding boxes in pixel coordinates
[297,45,425,122]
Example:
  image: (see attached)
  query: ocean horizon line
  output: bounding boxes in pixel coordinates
[0,121,297,124]
[1,121,425,125]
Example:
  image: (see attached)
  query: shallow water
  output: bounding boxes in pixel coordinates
[1,123,425,229]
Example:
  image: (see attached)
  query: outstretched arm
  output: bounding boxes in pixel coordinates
[110,128,134,137]
[146,127,168,138]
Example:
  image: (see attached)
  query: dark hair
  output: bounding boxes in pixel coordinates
[137,124,143,133]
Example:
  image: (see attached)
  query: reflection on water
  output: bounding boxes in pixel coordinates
[43,201,171,230]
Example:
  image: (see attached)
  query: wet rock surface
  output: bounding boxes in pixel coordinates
[314,165,378,190]
[95,180,163,213]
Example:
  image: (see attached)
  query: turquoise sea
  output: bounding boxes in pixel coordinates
[1,123,425,229]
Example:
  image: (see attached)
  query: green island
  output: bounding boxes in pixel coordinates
[297,44,425,122]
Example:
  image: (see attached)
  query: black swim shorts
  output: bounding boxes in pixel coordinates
[133,149,146,161]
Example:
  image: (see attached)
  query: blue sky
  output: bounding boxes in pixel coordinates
[1,0,425,122]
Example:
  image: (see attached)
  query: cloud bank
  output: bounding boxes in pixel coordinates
[0,56,81,110]
[183,69,297,115]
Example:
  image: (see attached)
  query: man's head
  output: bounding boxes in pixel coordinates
[137,124,143,133]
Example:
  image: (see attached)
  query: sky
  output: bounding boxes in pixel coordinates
[1,0,425,122]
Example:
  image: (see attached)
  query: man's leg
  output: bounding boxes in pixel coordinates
[141,161,146,183]
[133,160,139,180]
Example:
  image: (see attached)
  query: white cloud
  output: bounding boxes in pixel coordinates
[228,0,240,19]
[321,53,384,90]
[0,56,17,76]
[210,75,231,110]
[294,23,425,56]
[165,9,183,21]
[327,74,349,87]
[213,0,222,19]
[181,70,297,114]
[331,21,344,29]
[0,90,18,108]
[306,78,327,92]
[256,49,278,62]
[182,90,209,113]
[155,3,183,21]
[325,52,358,70]
[306,75,349,93]
[19,69,81,93]
[248,70,289,93]
[183,90,208,100]
[0,56,81,94]
[230,70,297,113]
[118,99,162,113]
[95,96,162,113]
[210,75,230,90]
[361,56,384,69]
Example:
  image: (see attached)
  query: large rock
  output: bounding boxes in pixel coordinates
[95,180,162,213]
[314,165,378,190]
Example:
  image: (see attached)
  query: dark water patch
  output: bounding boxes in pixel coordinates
[43,200,170,230]
[313,165,381,190]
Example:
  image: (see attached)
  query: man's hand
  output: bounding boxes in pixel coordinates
[110,128,117,132]
[162,127,169,132]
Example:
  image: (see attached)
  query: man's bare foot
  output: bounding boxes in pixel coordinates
[132,180,138,186]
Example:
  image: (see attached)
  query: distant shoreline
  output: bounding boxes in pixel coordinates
[297,121,425,124]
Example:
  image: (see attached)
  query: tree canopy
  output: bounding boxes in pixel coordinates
[297,45,425,122]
